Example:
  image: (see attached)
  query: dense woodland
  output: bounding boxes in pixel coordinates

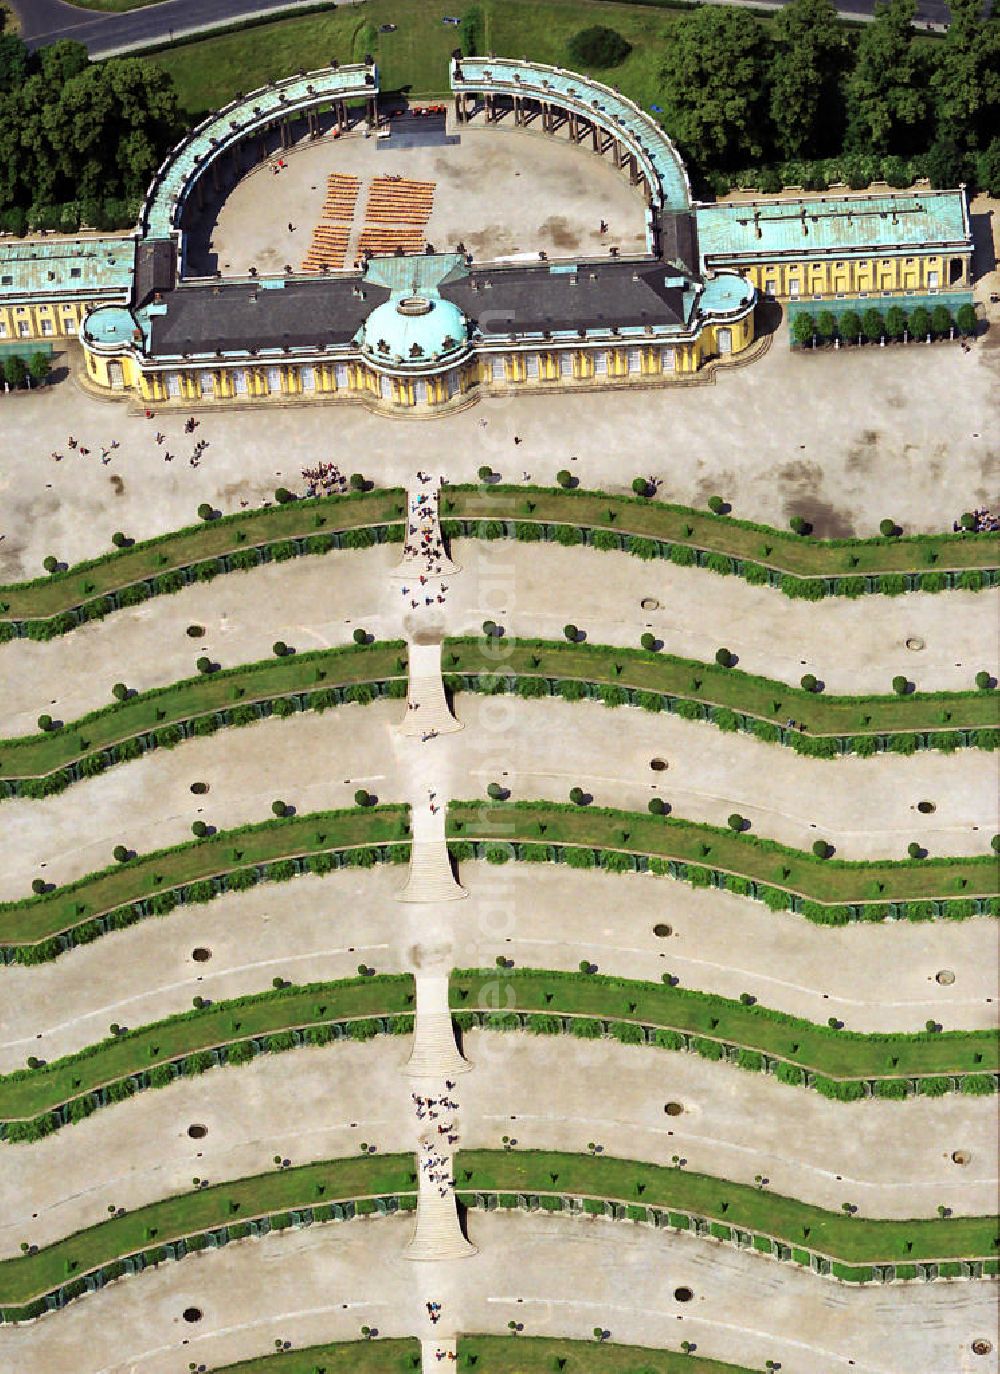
[0,0,996,237]
[0,17,180,235]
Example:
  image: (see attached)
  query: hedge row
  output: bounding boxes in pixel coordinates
[1,805,411,957]
[0,487,406,627]
[445,518,996,598]
[458,1010,996,1099]
[442,483,998,579]
[1,974,415,1133]
[447,802,997,906]
[0,1153,416,1321]
[0,652,406,794]
[456,1150,999,1270]
[443,666,997,758]
[458,1192,997,1286]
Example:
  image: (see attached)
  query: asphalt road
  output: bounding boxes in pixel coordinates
[7,0,963,57]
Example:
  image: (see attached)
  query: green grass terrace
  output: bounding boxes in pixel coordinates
[0,975,414,1126]
[0,804,410,949]
[0,642,406,785]
[197,1339,423,1374]
[443,637,998,739]
[455,1150,1000,1269]
[443,485,999,579]
[451,970,999,1082]
[446,802,998,906]
[0,488,405,625]
[0,1154,416,1316]
[454,1338,758,1374]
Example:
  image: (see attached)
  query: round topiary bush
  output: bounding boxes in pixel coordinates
[707,495,726,514]
[567,24,632,68]
[272,641,290,657]
[975,670,993,690]
[353,627,369,645]
[43,555,59,574]
[892,675,909,696]
[112,530,129,548]
[191,820,208,838]
[879,518,899,537]
[197,504,213,521]
[569,786,586,806]
[907,841,923,858]
[812,839,831,859]
[556,469,573,488]
[631,476,650,497]
[487,782,505,801]
[727,813,745,832]
[640,632,656,651]
[800,672,818,692]
[789,515,810,536]
[563,624,579,642]
[349,473,366,491]
[37,714,53,732]
[113,844,129,863]
[477,465,493,482]
[274,487,294,504]
[354,788,373,807]
[715,647,733,668]
[112,682,128,702]
[648,797,666,815]
[196,657,212,675]
[271,799,288,817]
[31,878,46,895]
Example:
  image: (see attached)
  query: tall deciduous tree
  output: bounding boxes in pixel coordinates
[930,0,1000,153]
[769,0,847,159]
[660,7,770,169]
[845,0,927,155]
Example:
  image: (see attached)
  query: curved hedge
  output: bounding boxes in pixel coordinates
[1,804,411,959]
[451,969,998,1093]
[0,488,406,632]
[0,641,407,796]
[456,1150,1000,1282]
[442,484,999,591]
[1,975,415,1139]
[443,636,997,755]
[447,802,997,907]
[0,1154,416,1323]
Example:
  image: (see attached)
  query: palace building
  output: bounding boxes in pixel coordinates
[0,56,974,414]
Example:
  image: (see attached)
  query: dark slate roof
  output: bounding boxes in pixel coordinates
[134,239,175,308]
[146,277,390,356]
[441,260,687,336]
[659,210,699,277]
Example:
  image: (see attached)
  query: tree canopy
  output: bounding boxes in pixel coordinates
[0,36,180,235]
[769,0,847,159]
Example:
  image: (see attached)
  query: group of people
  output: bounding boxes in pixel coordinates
[301,460,347,497]
[432,1346,457,1361]
[401,484,450,614]
[953,507,999,533]
[413,1082,461,1201]
[51,435,121,464]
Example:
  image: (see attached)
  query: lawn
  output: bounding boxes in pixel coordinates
[444,486,999,578]
[455,1336,755,1374]
[0,488,405,622]
[0,641,407,780]
[447,801,997,905]
[0,1154,416,1308]
[455,1150,999,1264]
[450,969,999,1079]
[144,0,689,118]
[0,804,410,947]
[206,1340,421,1374]
[0,975,414,1121]
[443,637,996,737]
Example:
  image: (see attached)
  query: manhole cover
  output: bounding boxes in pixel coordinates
[917,800,936,814]
[673,1287,693,1302]
[641,597,660,611]
[905,637,925,651]
[192,948,212,963]
[972,1339,992,1355]
[182,1307,203,1323]
[650,758,668,772]
[190,781,209,795]
[653,923,672,938]
[664,1102,683,1116]
[936,970,955,985]
[952,1150,971,1166]
[188,1124,208,1139]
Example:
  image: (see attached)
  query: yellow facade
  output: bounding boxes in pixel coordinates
[0,297,96,343]
[737,251,961,303]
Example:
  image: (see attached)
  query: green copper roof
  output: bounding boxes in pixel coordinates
[699,272,755,316]
[451,57,690,213]
[0,236,135,302]
[142,63,379,241]
[360,293,468,369]
[696,190,971,263]
[364,253,468,292]
[82,305,138,346]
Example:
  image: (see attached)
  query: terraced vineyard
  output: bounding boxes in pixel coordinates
[3,472,996,1374]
